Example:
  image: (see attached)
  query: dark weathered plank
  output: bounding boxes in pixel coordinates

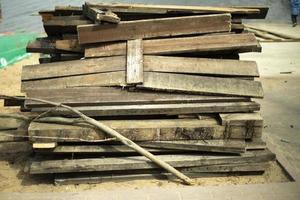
[139,140,246,154]
[54,162,269,185]
[0,130,28,142]
[141,72,264,98]
[30,101,260,117]
[21,71,125,91]
[55,39,83,53]
[83,3,120,23]
[24,87,249,108]
[29,150,275,174]
[28,118,263,143]
[126,39,143,84]
[78,14,231,44]
[0,142,32,154]
[84,33,260,58]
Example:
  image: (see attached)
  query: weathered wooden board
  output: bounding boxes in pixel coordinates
[24,87,249,108]
[54,162,269,185]
[21,71,125,91]
[144,56,259,77]
[84,33,260,58]
[139,140,246,154]
[0,114,28,130]
[83,3,120,24]
[219,113,263,126]
[87,3,259,15]
[0,130,27,142]
[0,142,32,154]
[29,150,275,174]
[33,143,57,149]
[126,39,143,84]
[30,101,260,117]
[27,38,64,54]
[77,14,231,44]
[28,118,262,143]
[141,72,264,98]
[22,55,259,82]
[22,56,125,81]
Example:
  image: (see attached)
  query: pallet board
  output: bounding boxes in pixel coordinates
[78,14,231,44]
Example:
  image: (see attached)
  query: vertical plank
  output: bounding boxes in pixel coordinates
[126,39,143,84]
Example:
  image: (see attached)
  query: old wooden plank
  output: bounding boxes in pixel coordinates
[54,162,269,185]
[219,113,263,126]
[83,3,120,23]
[141,72,264,98]
[0,130,27,142]
[87,3,259,15]
[28,118,262,143]
[29,150,275,174]
[30,101,260,117]
[126,39,143,84]
[139,140,246,154]
[144,56,259,77]
[22,56,125,81]
[21,71,126,91]
[0,142,32,154]
[77,14,231,44]
[84,33,260,58]
[55,39,83,53]
[32,143,57,149]
[24,87,249,108]
[0,114,28,130]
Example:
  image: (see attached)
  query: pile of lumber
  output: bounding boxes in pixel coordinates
[1,3,276,185]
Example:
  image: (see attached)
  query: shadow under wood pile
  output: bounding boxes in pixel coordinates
[1,2,276,184]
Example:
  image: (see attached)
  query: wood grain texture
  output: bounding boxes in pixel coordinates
[84,33,260,58]
[28,118,263,143]
[126,39,143,84]
[141,72,264,98]
[78,14,231,44]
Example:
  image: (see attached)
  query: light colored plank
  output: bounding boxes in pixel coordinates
[33,143,57,149]
[219,113,263,126]
[126,39,143,84]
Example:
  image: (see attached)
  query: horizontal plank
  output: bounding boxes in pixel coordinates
[0,130,28,142]
[55,39,83,53]
[139,140,246,154]
[84,33,260,58]
[21,71,125,91]
[55,162,269,185]
[29,150,275,174]
[219,113,263,126]
[78,14,231,44]
[0,142,32,154]
[30,101,260,117]
[141,72,264,98]
[22,56,125,81]
[28,118,262,143]
[88,3,259,15]
[24,87,250,108]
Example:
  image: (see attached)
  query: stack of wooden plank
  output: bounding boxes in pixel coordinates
[2,3,276,184]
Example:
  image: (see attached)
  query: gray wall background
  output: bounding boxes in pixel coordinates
[0,0,291,33]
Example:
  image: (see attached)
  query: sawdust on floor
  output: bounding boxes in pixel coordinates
[0,55,292,192]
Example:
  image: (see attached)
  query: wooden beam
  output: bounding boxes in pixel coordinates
[83,3,120,23]
[28,117,262,143]
[126,39,143,84]
[140,72,264,98]
[84,33,260,58]
[77,14,231,44]
[29,150,275,174]
[30,101,260,117]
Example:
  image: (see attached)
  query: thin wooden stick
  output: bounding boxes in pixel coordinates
[0,95,194,185]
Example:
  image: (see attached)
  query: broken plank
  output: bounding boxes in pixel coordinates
[21,71,125,91]
[84,33,260,58]
[29,150,275,174]
[126,39,143,84]
[24,87,250,108]
[22,56,125,81]
[30,101,260,117]
[28,118,262,143]
[83,3,120,23]
[77,14,231,44]
[140,72,264,98]
[139,140,246,154]
[144,56,259,77]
